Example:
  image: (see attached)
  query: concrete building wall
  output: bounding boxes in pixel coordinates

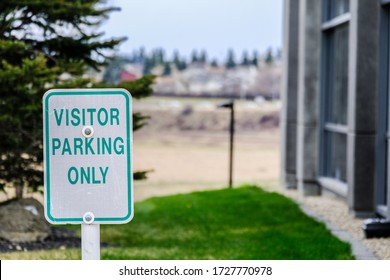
[346,0,380,216]
[282,0,382,217]
[281,0,300,189]
[296,0,322,196]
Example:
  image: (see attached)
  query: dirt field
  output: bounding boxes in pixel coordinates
[0,97,281,203]
[133,97,281,201]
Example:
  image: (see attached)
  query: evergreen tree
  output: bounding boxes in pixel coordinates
[155,48,165,65]
[162,62,172,76]
[265,47,274,65]
[172,50,187,71]
[0,0,154,198]
[199,50,207,64]
[139,47,146,62]
[102,55,131,84]
[241,50,250,66]
[151,50,158,67]
[143,57,154,75]
[173,50,181,65]
[177,60,187,71]
[251,50,259,67]
[210,59,219,68]
[191,49,199,63]
[225,49,236,69]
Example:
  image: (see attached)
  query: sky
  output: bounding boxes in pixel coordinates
[101,0,283,61]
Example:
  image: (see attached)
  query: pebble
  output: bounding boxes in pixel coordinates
[276,187,390,260]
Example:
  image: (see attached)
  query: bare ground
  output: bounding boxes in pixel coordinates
[0,98,281,203]
[132,98,280,201]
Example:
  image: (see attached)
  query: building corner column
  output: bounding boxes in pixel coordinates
[296,0,322,196]
[281,0,300,190]
[346,0,379,217]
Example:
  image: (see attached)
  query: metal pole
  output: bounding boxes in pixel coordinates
[81,224,100,260]
[228,102,235,188]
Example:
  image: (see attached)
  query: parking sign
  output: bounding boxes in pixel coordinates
[43,89,133,224]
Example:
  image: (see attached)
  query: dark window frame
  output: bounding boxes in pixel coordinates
[376,0,390,217]
[319,0,350,188]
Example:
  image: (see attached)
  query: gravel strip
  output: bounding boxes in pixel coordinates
[275,187,390,260]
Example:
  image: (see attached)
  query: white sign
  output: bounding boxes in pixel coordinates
[43,89,133,224]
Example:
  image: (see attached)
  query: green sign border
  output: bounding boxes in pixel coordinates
[43,89,133,224]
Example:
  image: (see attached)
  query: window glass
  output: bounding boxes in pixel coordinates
[324,0,350,20]
[328,24,349,125]
[326,132,347,182]
[332,0,349,18]
[322,0,349,183]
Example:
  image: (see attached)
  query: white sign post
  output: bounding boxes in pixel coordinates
[43,89,133,260]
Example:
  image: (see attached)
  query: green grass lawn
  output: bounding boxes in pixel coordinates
[0,186,354,260]
[100,186,353,260]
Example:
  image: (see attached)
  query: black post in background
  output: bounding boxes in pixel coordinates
[217,100,235,188]
[229,101,235,188]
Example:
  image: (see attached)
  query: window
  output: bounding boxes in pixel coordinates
[325,131,347,181]
[324,0,349,20]
[327,24,349,125]
[321,0,350,184]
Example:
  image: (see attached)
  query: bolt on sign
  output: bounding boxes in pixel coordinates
[43,89,133,224]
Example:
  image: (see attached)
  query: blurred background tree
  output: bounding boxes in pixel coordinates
[225,49,236,69]
[265,47,274,65]
[0,0,154,198]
